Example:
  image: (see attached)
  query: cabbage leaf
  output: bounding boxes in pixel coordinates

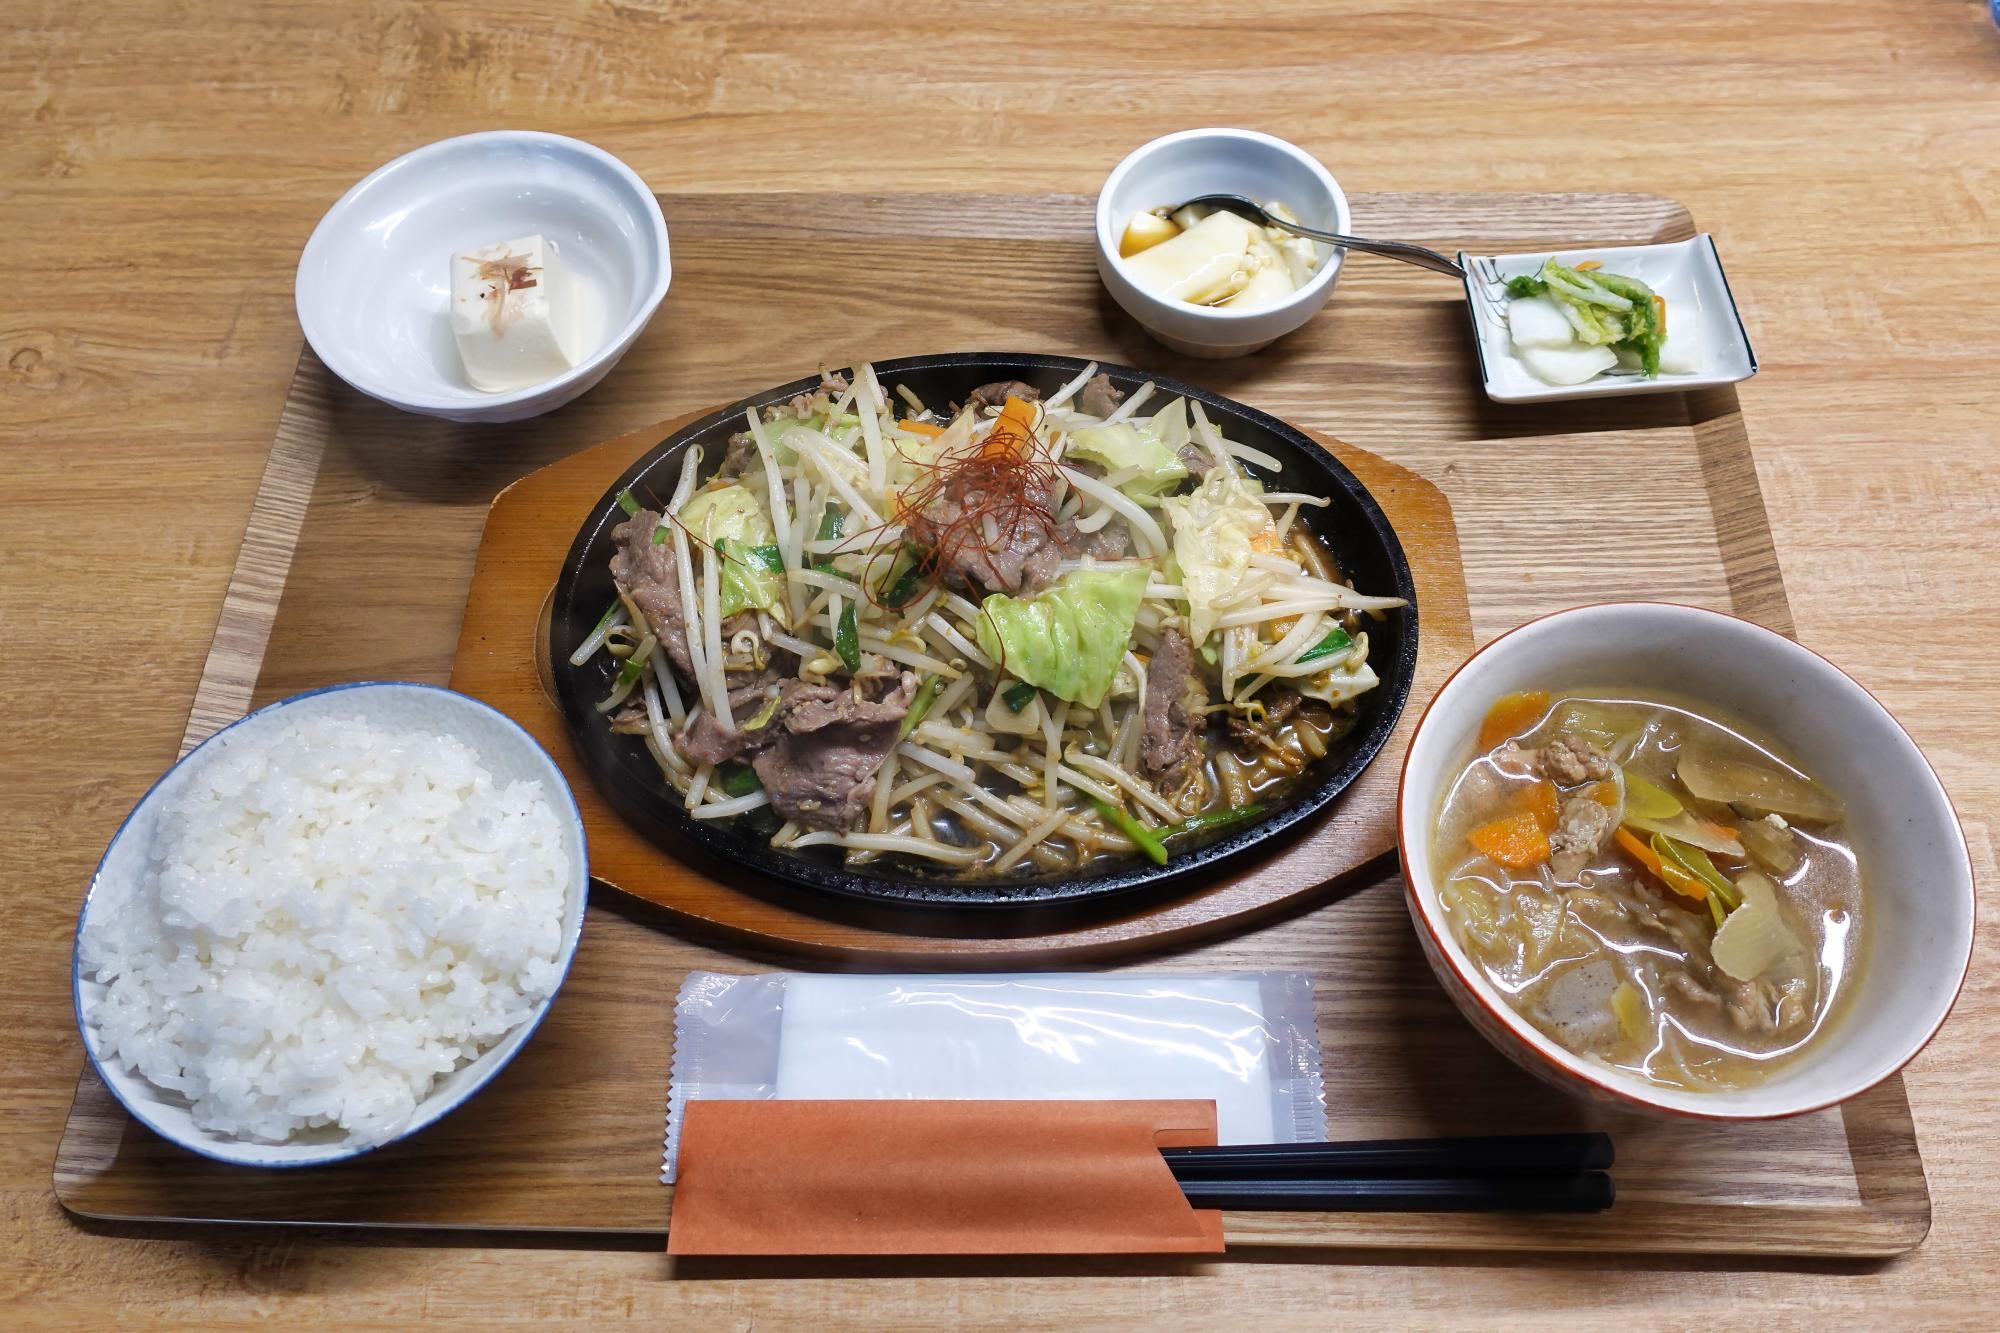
[1066,422,1188,495]
[973,567,1149,708]
[678,484,786,623]
[1160,470,1276,644]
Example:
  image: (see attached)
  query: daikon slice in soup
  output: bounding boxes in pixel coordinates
[1430,689,1864,1092]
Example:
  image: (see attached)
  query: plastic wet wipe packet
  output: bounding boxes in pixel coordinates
[663,970,1326,1181]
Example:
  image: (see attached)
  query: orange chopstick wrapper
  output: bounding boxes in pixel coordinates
[667,1099,1226,1255]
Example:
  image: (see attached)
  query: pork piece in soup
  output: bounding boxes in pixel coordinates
[1431,690,1862,1092]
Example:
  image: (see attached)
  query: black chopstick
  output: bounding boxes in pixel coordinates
[1177,1171,1615,1213]
[1161,1132,1614,1180]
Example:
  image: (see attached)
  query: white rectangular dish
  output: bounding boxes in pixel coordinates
[1460,234,1757,404]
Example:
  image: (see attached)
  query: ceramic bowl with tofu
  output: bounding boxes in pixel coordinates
[296,130,671,424]
[1460,235,1757,404]
[1096,129,1351,359]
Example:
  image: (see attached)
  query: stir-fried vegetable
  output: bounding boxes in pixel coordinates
[898,674,944,739]
[834,603,861,673]
[1294,626,1355,667]
[974,567,1150,709]
[1090,796,1168,866]
[585,359,1406,875]
[1165,803,1268,840]
[682,485,787,621]
[1161,469,1279,645]
[1066,422,1188,494]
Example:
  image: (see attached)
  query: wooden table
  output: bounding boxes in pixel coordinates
[5,1,1996,1324]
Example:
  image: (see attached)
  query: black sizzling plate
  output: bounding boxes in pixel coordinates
[551,353,1419,910]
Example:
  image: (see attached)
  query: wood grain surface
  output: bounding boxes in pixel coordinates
[6,2,1998,1326]
[451,412,1468,958]
[44,189,1927,1267]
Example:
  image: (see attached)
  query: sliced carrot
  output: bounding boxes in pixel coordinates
[1574,259,1603,271]
[1468,812,1552,870]
[1515,779,1562,833]
[1615,827,1707,901]
[1614,827,1664,878]
[1478,690,1551,751]
[1657,858,1709,901]
[982,396,1039,458]
[1582,779,1621,808]
[1654,294,1668,334]
[898,418,946,437]
[1698,817,1739,846]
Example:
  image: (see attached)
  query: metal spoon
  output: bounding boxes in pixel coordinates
[1170,193,1465,278]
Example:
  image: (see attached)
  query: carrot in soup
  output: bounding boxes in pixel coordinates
[1615,827,1707,902]
[1468,812,1552,870]
[1478,691,1551,751]
[1516,779,1562,832]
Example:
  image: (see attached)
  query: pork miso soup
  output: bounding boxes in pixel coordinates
[1432,690,1863,1092]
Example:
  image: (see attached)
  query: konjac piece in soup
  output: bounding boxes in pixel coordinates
[1431,690,1862,1092]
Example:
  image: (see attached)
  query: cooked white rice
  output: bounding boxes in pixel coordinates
[79,713,571,1146]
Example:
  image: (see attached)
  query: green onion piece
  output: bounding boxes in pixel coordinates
[813,507,844,575]
[743,543,786,574]
[835,603,861,674]
[1708,892,1727,929]
[1294,626,1355,667]
[1654,833,1740,910]
[740,691,784,733]
[1090,796,1169,866]
[899,674,943,738]
[652,523,670,545]
[588,598,621,636]
[883,556,925,608]
[718,765,762,797]
[1165,803,1268,840]
[615,487,642,517]
[1002,681,1037,713]
[614,648,648,689]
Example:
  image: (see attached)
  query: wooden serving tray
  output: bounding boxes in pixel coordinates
[55,192,1930,1256]
[450,414,1467,957]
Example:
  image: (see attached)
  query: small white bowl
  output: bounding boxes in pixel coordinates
[296,130,671,423]
[72,682,590,1167]
[1397,603,1973,1120]
[1096,129,1350,359]
[1461,235,1757,404]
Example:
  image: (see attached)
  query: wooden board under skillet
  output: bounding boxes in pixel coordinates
[53,192,1930,1257]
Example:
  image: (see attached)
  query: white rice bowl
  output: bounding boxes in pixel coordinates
[75,685,586,1162]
